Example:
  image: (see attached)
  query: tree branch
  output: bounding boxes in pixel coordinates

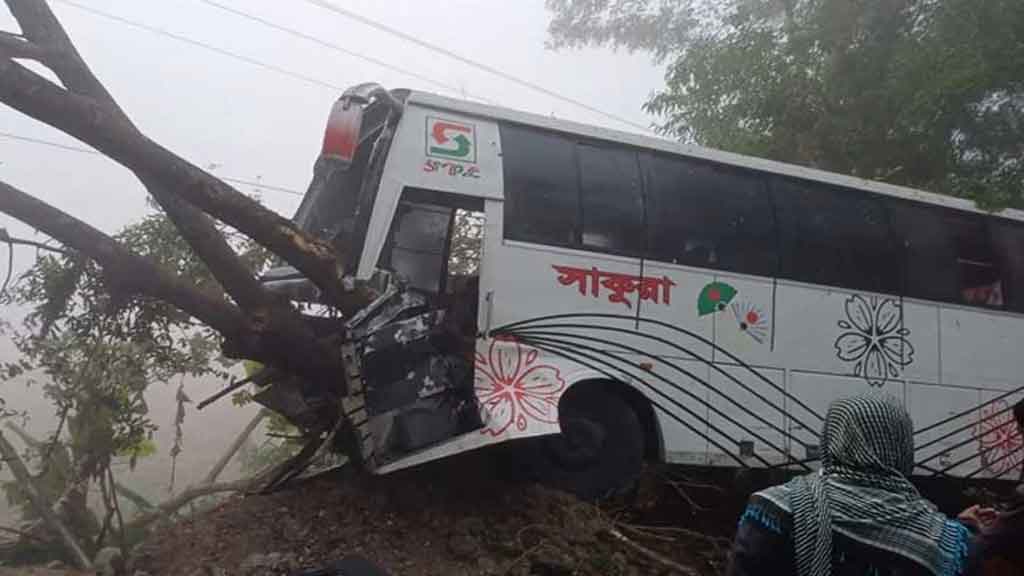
[203,409,267,485]
[125,475,263,535]
[0,178,347,382]
[5,0,274,314]
[0,178,251,343]
[6,0,114,101]
[0,31,45,60]
[0,55,367,312]
[0,428,91,569]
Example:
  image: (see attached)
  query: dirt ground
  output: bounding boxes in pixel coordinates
[0,565,80,569]
[133,449,754,576]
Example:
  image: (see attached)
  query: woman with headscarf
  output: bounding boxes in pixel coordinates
[726,392,975,576]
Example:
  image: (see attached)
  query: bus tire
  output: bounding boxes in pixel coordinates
[532,385,645,500]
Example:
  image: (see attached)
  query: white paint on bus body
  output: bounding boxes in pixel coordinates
[356,94,1022,480]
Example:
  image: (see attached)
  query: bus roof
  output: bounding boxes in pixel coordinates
[405,90,1024,225]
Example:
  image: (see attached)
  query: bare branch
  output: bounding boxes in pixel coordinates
[0,178,251,342]
[203,409,267,485]
[605,528,701,576]
[0,229,69,254]
[0,31,46,60]
[6,0,117,104]
[0,56,367,311]
[0,428,92,569]
[5,0,275,313]
[0,178,347,380]
[125,474,265,535]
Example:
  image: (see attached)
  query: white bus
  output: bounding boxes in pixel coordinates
[259,83,1024,497]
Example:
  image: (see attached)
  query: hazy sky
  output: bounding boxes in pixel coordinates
[0,0,665,504]
[1,0,664,242]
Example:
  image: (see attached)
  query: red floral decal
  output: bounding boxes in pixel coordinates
[474,338,566,436]
[976,400,1023,477]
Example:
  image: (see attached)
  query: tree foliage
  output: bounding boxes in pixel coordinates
[547,0,1024,208]
[0,208,269,560]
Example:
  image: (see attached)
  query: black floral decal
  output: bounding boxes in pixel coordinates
[834,295,914,386]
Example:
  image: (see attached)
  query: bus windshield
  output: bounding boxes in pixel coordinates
[292,85,402,264]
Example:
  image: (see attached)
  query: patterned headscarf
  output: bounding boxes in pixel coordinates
[758,392,971,576]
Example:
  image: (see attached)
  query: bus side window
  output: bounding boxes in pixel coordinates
[643,154,777,277]
[887,201,958,303]
[385,201,454,293]
[773,178,899,294]
[577,144,644,253]
[500,124,578,246]
[946,214,1004,308]
[991,220,1024,313]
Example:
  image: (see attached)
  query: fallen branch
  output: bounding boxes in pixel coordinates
[203,409,267,485]
[0,428,91,569]
[665,479,710,512]
[0,524,49,544]
[605,528,701,576]
[5,422,152,512]
[125,476,259,535]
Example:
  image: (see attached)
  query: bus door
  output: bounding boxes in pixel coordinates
[356,188,486,466]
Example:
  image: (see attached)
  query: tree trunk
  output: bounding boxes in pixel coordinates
[0,56,367,312]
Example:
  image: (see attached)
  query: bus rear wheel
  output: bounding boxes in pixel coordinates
[532,385,645,500]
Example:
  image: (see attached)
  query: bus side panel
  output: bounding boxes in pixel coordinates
[709,273,776,368]
[356,104,502,278]
[900,300,941,386]
[653,361,711,466]
[706,365,788,465]
[974,388,1024,480]
[699,272,791,465]
[940,307,1024,389]
[388,104,503,200]
[635,263,714,364]
[479,240,643,437]
[486,242,644,335]
[637,263,715,466]
[909,384,981,477]
[773,283,921,394]
[788,371,906,434]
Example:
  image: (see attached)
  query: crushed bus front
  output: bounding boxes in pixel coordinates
[256,84,484,474]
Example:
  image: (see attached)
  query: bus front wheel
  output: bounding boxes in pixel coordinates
[532,385,645,500]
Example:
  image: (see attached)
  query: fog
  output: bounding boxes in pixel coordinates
[0,0,662,521]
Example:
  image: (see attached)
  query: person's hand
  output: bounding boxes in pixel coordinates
[958,504,999,530]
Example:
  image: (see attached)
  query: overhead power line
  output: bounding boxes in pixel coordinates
[53,0,344,92]
[194,0,492,103]
[53,0,650,134]
[300,0,654,133]
[0,131,304,197]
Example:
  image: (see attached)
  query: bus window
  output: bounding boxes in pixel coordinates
[992,220,1024,313]
[643,154,777,277]
[773,178,899,294]
[578,144,644,253]
[384,201,454,293]
[887,200,958,303]
[948,214,1004,308]
[501,124,578,246]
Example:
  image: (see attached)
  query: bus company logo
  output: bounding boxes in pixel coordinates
[426,116,476,163]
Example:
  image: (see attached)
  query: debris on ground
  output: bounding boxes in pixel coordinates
[133,450,749,576]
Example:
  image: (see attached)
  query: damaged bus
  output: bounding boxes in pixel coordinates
[256,83,1024,497]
